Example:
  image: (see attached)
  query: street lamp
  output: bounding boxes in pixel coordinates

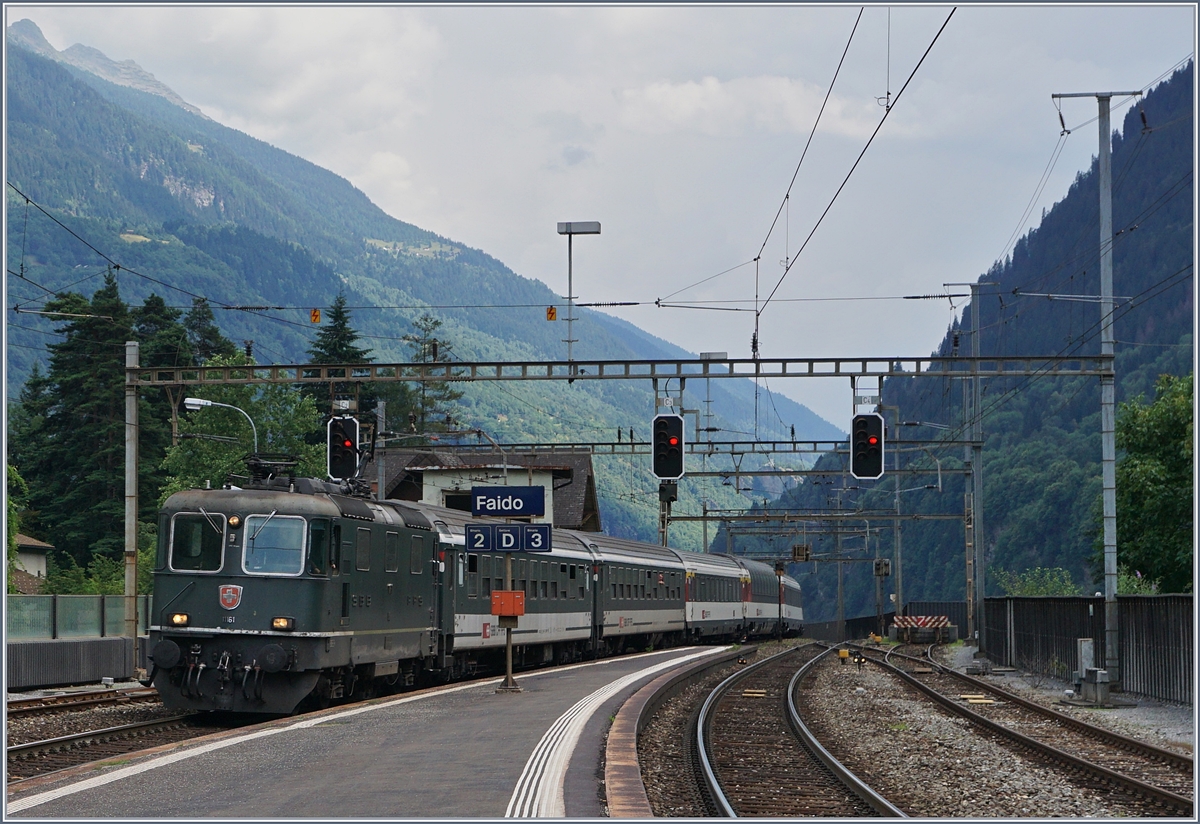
[184,397,258,453]
[557,221,601,375]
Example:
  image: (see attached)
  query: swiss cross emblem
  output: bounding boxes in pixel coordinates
[219,585,243,610]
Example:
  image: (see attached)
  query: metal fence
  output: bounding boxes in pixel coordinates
[804,612,895,643]
[6,595,151,640]
[1113,596,1192,705]
[984,595,1192,706]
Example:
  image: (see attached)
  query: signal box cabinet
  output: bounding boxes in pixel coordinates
[491,590,526,617]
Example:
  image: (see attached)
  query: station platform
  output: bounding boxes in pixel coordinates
[7,646,727,818]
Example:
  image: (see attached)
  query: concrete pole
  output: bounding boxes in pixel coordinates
[124,342,140,668]
[376,401,386,501]
[1097,95,1120,683]
[837,554,845,644]
[1051,89,1139,685]
[971,284,985,653]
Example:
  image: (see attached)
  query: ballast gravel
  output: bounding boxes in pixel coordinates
[6,701,184,747]
[798,659,1146,818]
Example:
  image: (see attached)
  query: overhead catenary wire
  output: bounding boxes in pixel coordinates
[758,7,956,318]
[753,7,864,265]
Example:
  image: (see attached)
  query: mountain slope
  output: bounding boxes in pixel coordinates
[5,22,841,547]
[742,62,1193,620]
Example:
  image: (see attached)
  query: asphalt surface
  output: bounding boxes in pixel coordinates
[7,646,722,819]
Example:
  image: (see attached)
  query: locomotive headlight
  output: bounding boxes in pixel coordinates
[169,613,190,627]
[271,616,296,631]
[228,516,240,528]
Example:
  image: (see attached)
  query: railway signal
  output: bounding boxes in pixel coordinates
[652,414,685,479]
[850,413,885,479]
[327,416,360,480]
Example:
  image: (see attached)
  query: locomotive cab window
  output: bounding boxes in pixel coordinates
[169,512,225,572]
[243,513,305,575]
[155,513,169,571]
[308,518,330,575]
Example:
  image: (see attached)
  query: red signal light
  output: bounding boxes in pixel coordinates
[342,439,353,448]
[868,436,878,445]
[668,436,679,446]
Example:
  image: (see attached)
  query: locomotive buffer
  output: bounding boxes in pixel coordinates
[467,486,550,692]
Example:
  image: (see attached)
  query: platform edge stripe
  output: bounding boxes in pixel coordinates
[505,647,725,818]
[7,676,504,813]
[505,703,579,817]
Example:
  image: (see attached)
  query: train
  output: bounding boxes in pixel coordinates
[146,458,804,714]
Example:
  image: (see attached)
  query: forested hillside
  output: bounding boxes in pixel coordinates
[5,24,841,563]
[735,62,1193,621]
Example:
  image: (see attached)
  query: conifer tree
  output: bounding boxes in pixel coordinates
[27,273,135,564]
[184,297,236,364]
[12,277,187,568]
[307,293,372,364]
[402,314,463,433]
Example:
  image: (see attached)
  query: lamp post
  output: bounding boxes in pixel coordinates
[556,221,601,377]
[184,397,258,454]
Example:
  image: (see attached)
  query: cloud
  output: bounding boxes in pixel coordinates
[618,75,880,138]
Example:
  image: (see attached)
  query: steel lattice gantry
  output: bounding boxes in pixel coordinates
[121,352,1115,668]
[130,354,1113,387]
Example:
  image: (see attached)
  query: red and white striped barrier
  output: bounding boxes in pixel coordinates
[894,615,951,628]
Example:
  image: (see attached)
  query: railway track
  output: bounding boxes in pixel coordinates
[855,644,1194,817]
[6,715,247,783]
[7,688,160,718]
[695,644,905,817]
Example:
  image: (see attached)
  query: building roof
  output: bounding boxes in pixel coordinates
[376,447,602,532]
[8,568,44,594]
[16,533,52,552]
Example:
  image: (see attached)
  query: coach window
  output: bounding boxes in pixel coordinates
[467,553,479,597]
[385,532,400,573]
[170,512,225,572]
[410,535,424,575]
[243,513,306,576]
[308,518,329,575]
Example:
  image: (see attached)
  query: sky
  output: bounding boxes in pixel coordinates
[6,3,1197,427]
